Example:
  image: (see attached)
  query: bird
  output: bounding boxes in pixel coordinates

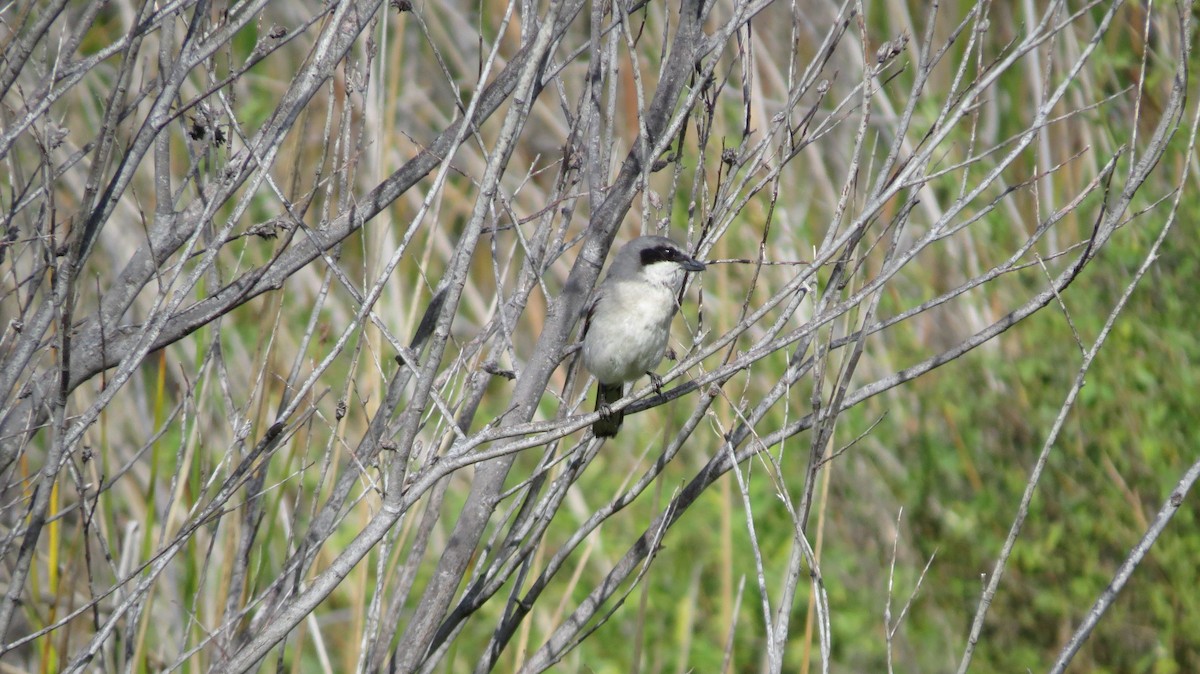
[581,235,706,437]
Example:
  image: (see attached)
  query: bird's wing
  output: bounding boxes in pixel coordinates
[580,287,604,341]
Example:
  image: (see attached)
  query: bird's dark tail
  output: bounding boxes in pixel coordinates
[593,382,624,437]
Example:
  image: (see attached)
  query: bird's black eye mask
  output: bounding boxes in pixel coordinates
[640,245,686,266]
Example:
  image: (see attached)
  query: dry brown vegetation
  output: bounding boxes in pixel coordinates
[1,1,1198,672]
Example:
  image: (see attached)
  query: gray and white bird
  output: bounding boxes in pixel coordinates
[581,236,706,437]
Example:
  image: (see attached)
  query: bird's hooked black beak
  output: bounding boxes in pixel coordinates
[681,257,706,272]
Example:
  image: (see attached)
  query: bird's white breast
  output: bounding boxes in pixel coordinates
[582,279,680,385]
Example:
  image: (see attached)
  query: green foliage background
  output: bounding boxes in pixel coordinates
[6,2,1199,672]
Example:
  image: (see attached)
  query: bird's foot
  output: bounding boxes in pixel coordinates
[648,372,664,395]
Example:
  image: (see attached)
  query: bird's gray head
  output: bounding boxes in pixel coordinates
[607,235,705,288]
